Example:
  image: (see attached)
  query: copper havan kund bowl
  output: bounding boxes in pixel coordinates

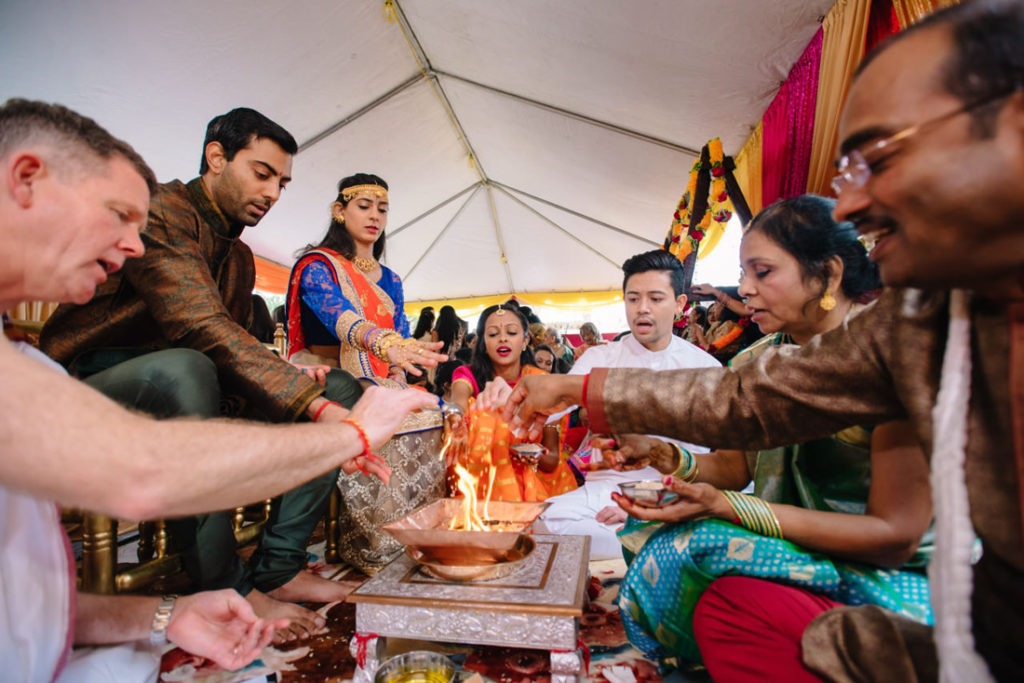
[407,535,536,581]
[381,498,547,570]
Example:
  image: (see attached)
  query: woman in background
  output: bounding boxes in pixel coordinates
[286,173,443,383]
[411,306,435,342]
[573,321,606,360]
[434,305,466,357]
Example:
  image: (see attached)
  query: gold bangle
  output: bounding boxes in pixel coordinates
[721,491,783,539]
[669,443,699,483]
[373,331,404,361]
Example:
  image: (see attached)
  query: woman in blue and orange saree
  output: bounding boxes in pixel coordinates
[285,173,444,386]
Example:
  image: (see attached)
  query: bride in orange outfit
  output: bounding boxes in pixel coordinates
[449,303,578,502]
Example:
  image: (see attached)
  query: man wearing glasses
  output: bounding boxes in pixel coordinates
[501,1,1024,680]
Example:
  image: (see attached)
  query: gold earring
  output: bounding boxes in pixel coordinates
[820,288,837,312]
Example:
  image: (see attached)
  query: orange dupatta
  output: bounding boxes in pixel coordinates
[286,248,395,379]
[461,365,578,502]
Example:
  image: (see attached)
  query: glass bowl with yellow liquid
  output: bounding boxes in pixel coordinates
[374,650,455,683]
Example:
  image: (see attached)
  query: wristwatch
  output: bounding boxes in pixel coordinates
[149,594,177,647]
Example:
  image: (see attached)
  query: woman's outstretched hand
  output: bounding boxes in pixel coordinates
[387,339,447,376]
[611,476,733,524]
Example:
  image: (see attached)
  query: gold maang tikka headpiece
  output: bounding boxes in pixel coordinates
[340,184,388,203]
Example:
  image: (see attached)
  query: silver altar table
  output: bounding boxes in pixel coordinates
[348,534,591,682]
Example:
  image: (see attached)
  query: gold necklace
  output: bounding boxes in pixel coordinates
[353,256,378,272]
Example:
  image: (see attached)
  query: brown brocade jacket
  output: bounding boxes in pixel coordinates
[40,178,322,422]
[585,287,1023,678]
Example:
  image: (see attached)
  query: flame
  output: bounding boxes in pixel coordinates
[438,428,453,462]
[449,462,487,530]
[447,455,498,531]
[445,404,500,530]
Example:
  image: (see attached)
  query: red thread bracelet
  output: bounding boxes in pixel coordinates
[341,418,371,455]
[312,400,339,423]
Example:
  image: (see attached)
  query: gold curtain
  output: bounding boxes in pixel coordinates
[892,0,960,28]
[805,0,873,197]
[733,121,763,218]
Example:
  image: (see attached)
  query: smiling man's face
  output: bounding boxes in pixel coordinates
[833,25,1024,292]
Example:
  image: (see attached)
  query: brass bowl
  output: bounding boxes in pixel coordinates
[374,650,454,683]
[407,535,535,581]
[619,480,679,507]
[381,498,548,556]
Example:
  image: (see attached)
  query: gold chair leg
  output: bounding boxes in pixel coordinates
[137,521,156,562]
[325,486,341,564]
[81,514,117,594]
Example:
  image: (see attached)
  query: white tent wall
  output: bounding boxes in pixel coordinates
[1,0,834,304]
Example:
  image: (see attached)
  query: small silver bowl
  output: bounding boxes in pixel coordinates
[374,650,455,683]
[619,480,678,507]
[510,443,547,469]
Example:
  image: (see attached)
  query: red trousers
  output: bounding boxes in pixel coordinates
[693,576,842,682]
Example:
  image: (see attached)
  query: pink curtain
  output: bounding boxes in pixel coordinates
[865,0,900,53]
[761,27,824,207]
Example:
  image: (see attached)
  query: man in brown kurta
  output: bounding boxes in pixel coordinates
[40,108,361,634]
[505,3,1024,680]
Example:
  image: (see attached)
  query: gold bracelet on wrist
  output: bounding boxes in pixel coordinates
[721,490,783,539]
[372,331,404,362]
[669,443,699,483]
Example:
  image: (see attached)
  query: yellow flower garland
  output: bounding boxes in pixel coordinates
[665,137,735,261]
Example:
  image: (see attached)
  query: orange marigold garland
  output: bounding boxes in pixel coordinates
[665,138,734,261]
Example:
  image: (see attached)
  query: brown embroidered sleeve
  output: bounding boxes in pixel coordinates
[124,184,322,421]
[599,291,909,449]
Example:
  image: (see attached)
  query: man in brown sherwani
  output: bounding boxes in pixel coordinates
[503,2,1024,680]
[40,108,371,639]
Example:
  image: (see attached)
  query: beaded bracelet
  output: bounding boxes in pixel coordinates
[669,443,699,483]
[721,490,783,539]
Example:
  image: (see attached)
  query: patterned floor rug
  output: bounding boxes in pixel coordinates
[157,557,667,682]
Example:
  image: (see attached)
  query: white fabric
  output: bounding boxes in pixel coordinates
[1,342,159,683]
[0,485,71,682]
[540,334,720,559]
[0,342,73,681]
[58,644,159,683]
[0,0,834,302]
[928,290,994,682]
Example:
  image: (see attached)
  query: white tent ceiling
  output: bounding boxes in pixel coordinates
[1,0,834,303]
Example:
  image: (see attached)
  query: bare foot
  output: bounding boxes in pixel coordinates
[247,589,326,644]
[266,569,361,604]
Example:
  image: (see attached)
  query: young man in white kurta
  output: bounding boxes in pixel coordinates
[538,251,720,559]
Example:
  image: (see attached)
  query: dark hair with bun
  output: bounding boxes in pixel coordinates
[745,194,880,303]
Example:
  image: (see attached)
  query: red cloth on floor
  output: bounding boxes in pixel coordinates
[693,576,842,682]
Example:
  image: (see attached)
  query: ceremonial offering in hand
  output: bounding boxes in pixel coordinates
[619,480,679,507]
[509,443,546,470]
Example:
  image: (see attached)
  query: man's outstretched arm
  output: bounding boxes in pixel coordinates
[0,336,437,519]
